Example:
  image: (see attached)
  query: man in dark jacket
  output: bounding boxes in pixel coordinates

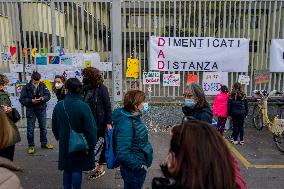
[19,72,53,154]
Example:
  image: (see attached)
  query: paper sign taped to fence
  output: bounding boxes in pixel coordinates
[126,58,139,79]
[202,72,228,95]
[187,74,198,84]
[163,74,180,86]
[4,73,19,84]
[238,75,250,85]
[60,55,73,65]
[9,64,23,72]
[254,71,270,84]
[149,36,249,72]
[143,72,160,85]
[270,39,284,72]
[25,64,36,74]
[41,80,52,91]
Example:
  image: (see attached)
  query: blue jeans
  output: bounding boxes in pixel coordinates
[63,171,82,189]
[120,166,147,189]
[26,109,47,147]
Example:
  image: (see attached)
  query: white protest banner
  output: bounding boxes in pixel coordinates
[238,75,250,85]
[143,72,160,85]
[163,74,180,86]
[9,64,24,72]
[270,39,284,72]
[202,72,228,95]
[149,36,249,72]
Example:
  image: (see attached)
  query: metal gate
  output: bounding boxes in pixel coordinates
[0,0,284,102]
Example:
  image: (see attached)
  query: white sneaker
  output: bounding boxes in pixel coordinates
[239,141,244,145]
[232,141,239,145]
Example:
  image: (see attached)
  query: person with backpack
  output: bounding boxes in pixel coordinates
[213,85,230,136]
[111,90,153,189]
[81,67,112,179]
[228,83,248,145]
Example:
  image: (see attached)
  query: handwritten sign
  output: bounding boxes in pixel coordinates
[238,75,250,85]
[25,64,36,74]
[3,73,19,84]
[143,72,160,85]
[149,36,249,72]
[254,71,270,84]
[202,72,228,95]
[126,58,139,79]
[9,64,24,73]
[163,74,180,86]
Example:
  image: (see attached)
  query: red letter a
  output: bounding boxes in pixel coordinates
[158,50,165,58]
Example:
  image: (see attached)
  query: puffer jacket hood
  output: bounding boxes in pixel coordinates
[112,108,140,125]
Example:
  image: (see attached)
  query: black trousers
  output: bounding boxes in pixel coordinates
[0,144,15,161]
[232,115,245,141]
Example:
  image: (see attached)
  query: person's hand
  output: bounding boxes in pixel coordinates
[106,124,112,130]
[1,105,12,113]
[32,99,40,104]
[39,97,45,101]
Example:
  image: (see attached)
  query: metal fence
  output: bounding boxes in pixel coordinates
[1,0,284,101]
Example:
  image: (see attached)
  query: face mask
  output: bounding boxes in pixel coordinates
[55,83,63,89]
[184,99,196,107]
[139,102,149,115]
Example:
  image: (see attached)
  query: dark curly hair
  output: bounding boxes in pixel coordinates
[0,74,9,86]
[82,67,103,86]
[231,82,246,100]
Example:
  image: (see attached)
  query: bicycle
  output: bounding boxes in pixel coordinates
[252,90,284,153]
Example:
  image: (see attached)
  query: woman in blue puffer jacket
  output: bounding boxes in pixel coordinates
[112,90,153,189]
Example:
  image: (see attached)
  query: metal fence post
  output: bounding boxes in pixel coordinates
[111,0,123,107]
[50,0,56,53]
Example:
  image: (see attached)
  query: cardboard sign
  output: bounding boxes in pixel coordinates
[163,74,180,86]
[238,75,250,85]
[143,72,160,85]
[202,72,228,95]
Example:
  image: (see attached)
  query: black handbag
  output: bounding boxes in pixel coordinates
[11,108,21,123]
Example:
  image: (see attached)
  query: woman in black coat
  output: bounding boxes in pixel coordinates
[52,78,97,189]
[81,67,112,179]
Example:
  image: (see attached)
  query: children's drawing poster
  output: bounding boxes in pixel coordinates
[41,80,52,91]
[60,55,73,65]
[163,74,180,86]
[126,58,139,79]
[202,72,228,95]
[3,73,19,84]
[187,74,198,85]
[9,64,24,73]
[1,52,12,61]
[143,72,160,85]
[25,64,36,74]
[48,55,60,64]
[36,56,47,65]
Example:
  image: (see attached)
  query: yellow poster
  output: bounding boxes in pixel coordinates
[84,60,92,68]
[41,80,52,91]
[126,58,139,79]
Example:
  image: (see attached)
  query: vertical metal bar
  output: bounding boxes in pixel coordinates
[111,0,123,103]
[203,0,206,37]
[105,1,110,84]
[247,0,253,94]
[66,2,70,50]
[71,2,75,50]
[15,2,23,65]
[143,1,146,95]
[40,1,45,50]
[96,1,100,52]
[100,0,104,60]
[122,1,126,93]
[222,0,227,37]
[250,1,257,94]
[91,2,94,51]
[46,1,50,51]
[208,1,212,36]
[86,2,90,52]
[198,0,201,36]
[62,1,66,50]
[213,0,217,37]
[217,0,221,38]
[268,1,275,92]
[188,0,191,37]
[138,1,141,91]
[255,1,263,90]
[57,1,62,47]
[76,3,80,51]
[27,2,33,64]
[277,1,283,91]
[193,0,196,37]
[51,1,56,52]
[81,0,85,51]
[20,2,28,67]
[242,1,247,94]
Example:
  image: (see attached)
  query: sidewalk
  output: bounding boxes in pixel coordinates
[14,128,284,189]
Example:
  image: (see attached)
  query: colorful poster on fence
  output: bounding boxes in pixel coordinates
[143,72,160,85]
[163,74,180,87]
[149,36,249,72]
[254,71,270,84]
[202,72,228,95]
[270,39,284,72]
[126,58,139,79]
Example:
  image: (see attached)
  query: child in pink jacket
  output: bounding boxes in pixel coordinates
[213,85,229,135]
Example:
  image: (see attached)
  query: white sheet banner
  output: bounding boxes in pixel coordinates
[149,36,249,72]
[270,39,284,72]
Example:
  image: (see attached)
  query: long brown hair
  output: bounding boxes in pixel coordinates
[169,120,236,189]
[82,67,103,86]
[186,83,210,108]
[0,109,14,150]
[231,82,246,100]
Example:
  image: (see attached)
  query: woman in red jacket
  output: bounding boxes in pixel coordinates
[213,85,229,136]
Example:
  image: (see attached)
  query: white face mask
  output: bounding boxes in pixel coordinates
[55,83,63,89]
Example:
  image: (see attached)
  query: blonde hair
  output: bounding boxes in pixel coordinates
[0,109,14,149]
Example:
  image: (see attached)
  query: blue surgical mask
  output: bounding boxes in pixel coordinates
[184,99,196,107]
[139,102,149,115]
